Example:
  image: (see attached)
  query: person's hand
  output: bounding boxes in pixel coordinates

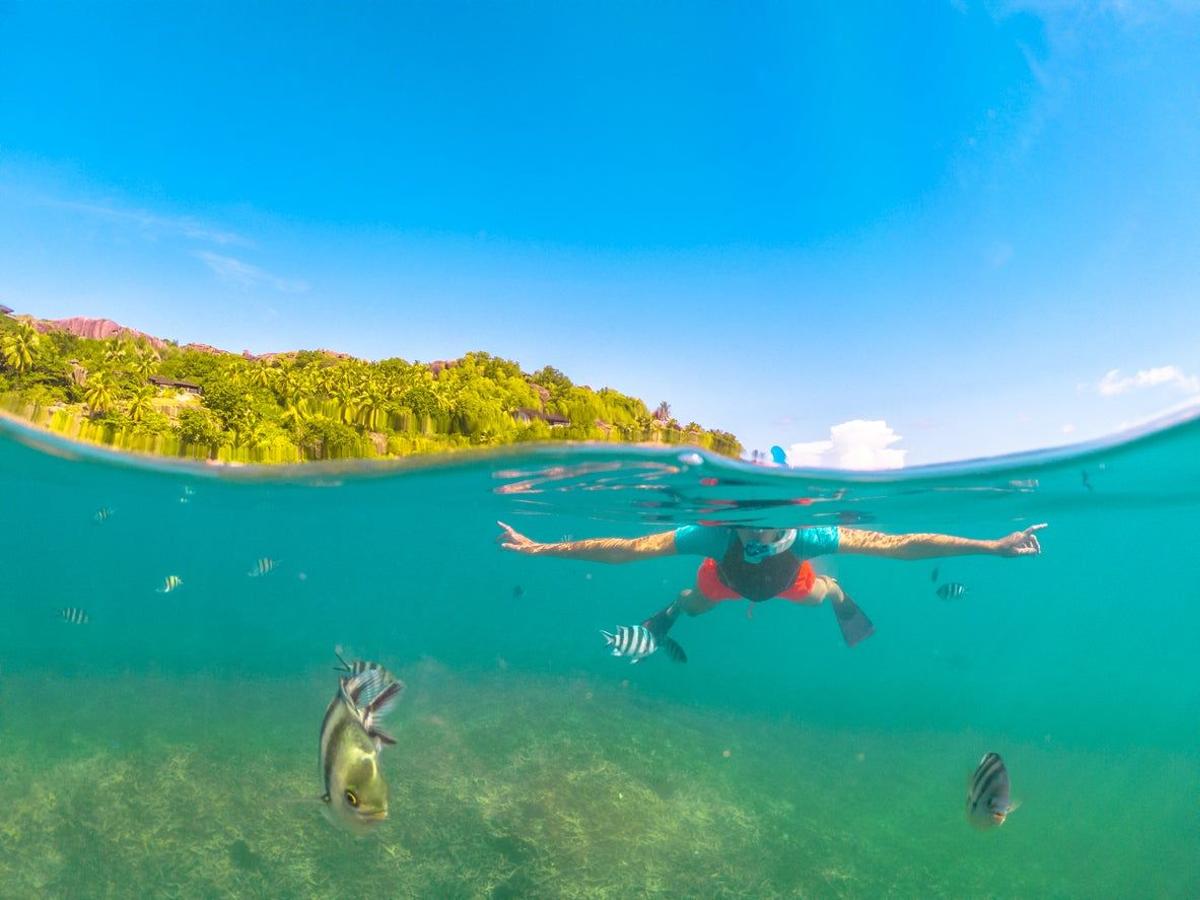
[992,523,1047,557]
[497,521,545,555]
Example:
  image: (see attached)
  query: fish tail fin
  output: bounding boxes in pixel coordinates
[333,649,353,673]
[600,630,616,645]
[659,636,688,664]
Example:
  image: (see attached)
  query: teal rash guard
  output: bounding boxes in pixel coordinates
[672,525,840,560]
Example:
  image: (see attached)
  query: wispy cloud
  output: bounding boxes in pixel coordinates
[986,240,1014,268]
[193,251,308,293]
[44,198,250,247]
[1096,365,1200,397]
[784,419,907,470]
[999,1,1187,30]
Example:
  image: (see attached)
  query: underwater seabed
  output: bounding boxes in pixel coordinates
[1,407,1198,897]
[1,668,1194,898]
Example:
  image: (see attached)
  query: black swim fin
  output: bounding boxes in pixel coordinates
[833,594,875,647]
[641,602,680,639]
[642,603,687,663]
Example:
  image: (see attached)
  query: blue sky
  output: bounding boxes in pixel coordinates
[1,1,1198,465]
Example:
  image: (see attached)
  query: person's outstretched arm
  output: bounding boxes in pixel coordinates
[836,523,1047,560]
[497,521,678,563]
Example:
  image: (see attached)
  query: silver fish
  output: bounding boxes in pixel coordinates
[319,663,405,832]
[61,607,89,625]
[248,557,279,577]
[967,752,1018,829]
[94,508,113,523]
[937,582,968,600]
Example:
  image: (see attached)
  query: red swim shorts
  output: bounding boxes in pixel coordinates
[695,557,817,603]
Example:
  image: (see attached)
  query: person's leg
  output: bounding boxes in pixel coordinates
[805,574,841,605]
[643,586,715,636]
[779,568,873,646]
[677,586,719,616]
[642,560,734,640]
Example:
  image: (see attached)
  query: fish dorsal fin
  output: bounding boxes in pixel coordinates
[339,669,381,718]
[364,679,405,723]
[342,662,399,710]
[337,675,361,716]
[362,680,405,750]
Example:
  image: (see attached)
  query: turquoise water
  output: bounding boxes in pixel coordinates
[1,413,1197,898]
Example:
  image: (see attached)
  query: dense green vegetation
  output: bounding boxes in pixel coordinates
[0,316,740,462]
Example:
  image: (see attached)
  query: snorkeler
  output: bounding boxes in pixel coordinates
[497,521,1046,650]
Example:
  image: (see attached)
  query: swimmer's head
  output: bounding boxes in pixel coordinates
[737,528,797,563]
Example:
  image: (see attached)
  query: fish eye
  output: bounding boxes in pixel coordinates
[344,789,359,807]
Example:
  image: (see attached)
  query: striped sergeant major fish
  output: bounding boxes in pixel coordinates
[936,582,968,600]
[600,624,686,664]
[94,507,113,523]
[319,661,405,832]
[61,607,89,625]
[157,575,183,594]
[967,752,1019,829]
[248,558,279,577]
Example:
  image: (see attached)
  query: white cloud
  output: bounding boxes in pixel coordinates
[45,198,249,247]
[1096,365,1200,397]
[1060,423,1076,434]
[194,251,308,293]
[785,419,907,470]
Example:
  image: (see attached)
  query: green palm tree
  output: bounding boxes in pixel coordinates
[233,419,272,454]
[280,399,309,430]
[1,321,41,373]
[355,379,389,430]
[330,379,357,425]
[83,374,116,415]
[126,386,156,423]
[103,341,131,369]
[130,345,160,380]
[274,367,301,405]
[248,363,273,389]
[317,368,339,395]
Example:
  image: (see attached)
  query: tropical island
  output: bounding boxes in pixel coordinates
[0,308,741,463]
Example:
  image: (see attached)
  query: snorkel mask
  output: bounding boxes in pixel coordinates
[739,529,798,564]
